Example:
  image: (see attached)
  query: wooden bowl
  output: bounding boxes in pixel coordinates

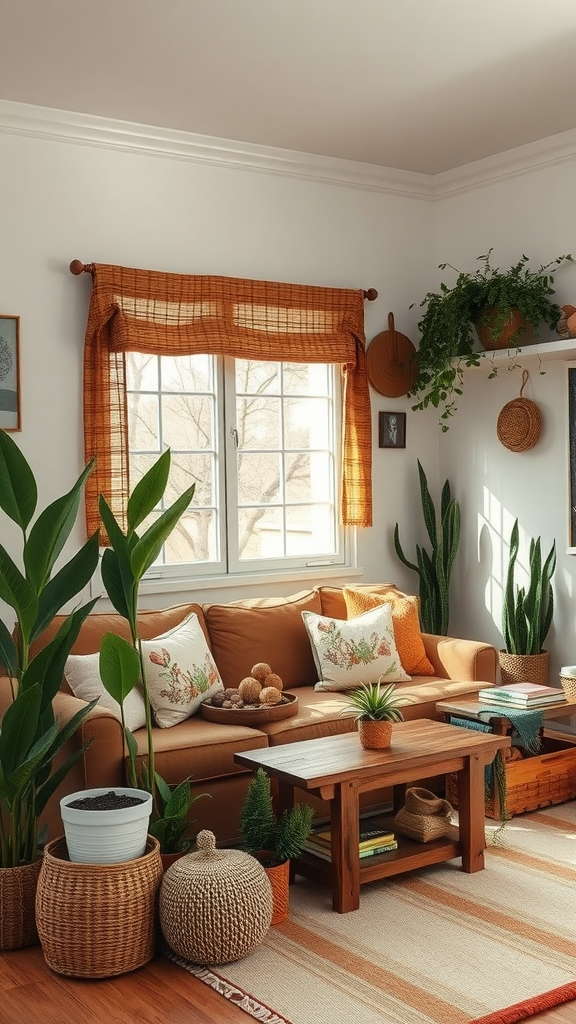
[200,692,298,726]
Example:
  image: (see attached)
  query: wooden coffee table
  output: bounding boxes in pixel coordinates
[234,718,509,913]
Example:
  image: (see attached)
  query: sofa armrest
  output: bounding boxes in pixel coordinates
[421,635,497,684]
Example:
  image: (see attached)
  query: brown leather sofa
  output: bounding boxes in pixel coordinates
[0,583,497,845]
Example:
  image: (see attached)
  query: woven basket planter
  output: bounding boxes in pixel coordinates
[358,720,392,750]
[0,858,42,951]
[559,669,576,701]
[394,807,453,843]
[35,836,162,978]
[499,650,549,688]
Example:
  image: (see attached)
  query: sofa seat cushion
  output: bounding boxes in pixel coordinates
[203,589,322,691]
[130,716,269,785]
[258,686,357,744]
[394,676,490,721]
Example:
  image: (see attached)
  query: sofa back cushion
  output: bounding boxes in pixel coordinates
[203,589,322,690]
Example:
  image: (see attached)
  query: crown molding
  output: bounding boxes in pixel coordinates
[433,128,576,198]
[0,99,433,200]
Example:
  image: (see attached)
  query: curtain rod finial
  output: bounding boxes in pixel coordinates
[364,288,378,301]
[70,260,94,275]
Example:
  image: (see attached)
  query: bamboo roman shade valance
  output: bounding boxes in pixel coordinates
[82,263,372,538]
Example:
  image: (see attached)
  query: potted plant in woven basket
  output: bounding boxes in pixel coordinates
[410,249,573,429]
[500,518,556,687]
[0,431,100,950]
[239,767,314,925]
[339,678,408,750]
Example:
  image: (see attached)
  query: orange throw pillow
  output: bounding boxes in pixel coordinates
[343,587,435,676]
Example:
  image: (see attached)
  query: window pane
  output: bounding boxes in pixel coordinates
[236,396,280,449]
[162,395,213,449]
[164,511,217,563]
[238,452,282,504]
[238,507,283,559]
[283,362,329,396]
[167,453,214,507]
[128,394,159,450]
[285,397,330,449]
[285,452,332,502]
[160,354,212,393]
[126,352,158,391]
[286,504,335,555]
[235,360,279,395]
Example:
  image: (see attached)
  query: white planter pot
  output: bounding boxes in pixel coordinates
[60,788,153,864]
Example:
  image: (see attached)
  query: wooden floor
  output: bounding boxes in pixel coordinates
[1,945,575,1024]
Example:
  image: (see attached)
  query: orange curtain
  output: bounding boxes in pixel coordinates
[83,264,372,539]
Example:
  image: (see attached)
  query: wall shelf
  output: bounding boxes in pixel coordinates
[463,338,576,369]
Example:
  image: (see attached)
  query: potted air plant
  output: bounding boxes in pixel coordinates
[339,678,408,749]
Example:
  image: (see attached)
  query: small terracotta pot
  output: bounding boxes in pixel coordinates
[475,308,534,351]
[263,858,290,925]
[358,720,393,750]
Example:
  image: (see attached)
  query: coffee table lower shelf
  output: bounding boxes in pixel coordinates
[294,818,461,888]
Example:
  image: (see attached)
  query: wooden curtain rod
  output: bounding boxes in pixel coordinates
[69,261,378,299]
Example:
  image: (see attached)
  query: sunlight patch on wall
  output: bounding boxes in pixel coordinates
[480,486,531,634]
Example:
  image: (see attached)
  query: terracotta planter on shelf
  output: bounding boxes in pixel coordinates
[0,858,42,951]
[475,308,534,350]
[358,720,393,750]
[498,650,550,688]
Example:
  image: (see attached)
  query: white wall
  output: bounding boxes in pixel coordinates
[0,112,438,622]
[434,157,576,682]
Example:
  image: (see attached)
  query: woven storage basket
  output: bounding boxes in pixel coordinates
[404,787,449,816]
[35,836,162,978]
[499,650,549,688]
[0,858,41,951]
[559,670,576,701]
[394,787,453,843]
[159,830,273,964]
[497,370,541,452]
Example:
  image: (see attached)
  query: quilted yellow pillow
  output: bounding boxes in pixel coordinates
[343,587,436,676]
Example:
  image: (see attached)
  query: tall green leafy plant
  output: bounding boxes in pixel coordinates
[98,449,206,853]
[502,518,556,655]
[0,431,100,866]
[393,460,460,635]
[239,767,315,867]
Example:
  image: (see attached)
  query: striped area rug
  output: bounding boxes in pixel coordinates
[167,802,576,1024]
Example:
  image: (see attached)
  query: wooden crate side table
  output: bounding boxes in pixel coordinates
[436,698,576,818]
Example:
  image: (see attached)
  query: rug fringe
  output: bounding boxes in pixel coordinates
[469,980,576,1024]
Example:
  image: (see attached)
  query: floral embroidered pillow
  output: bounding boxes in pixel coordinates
[141,612,224,728]
[302,604,410,692]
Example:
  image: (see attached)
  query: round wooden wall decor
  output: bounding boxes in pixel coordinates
[367,312,418,398]
[497,370,541,452]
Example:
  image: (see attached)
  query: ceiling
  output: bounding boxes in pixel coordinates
[3,0,576,175]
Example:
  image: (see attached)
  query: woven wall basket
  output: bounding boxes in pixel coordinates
[497,370,541,452]
[35,836,162,978]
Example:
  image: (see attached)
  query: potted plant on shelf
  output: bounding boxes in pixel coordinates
[500,518,556,687]
[0,430,100,949]
[393,460,460,635]
[410,249,573,429]
[96,449,208,865]
[339,679,408,750]
[239,766,315,924]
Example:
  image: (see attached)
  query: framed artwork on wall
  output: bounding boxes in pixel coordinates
[379,411,406,449]
[0,315,21,432]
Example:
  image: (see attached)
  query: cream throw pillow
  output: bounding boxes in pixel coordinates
[302,604,410,692]
[141,611,224,728]
[64,653,147,732]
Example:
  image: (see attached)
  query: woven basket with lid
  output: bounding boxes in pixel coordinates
[159,830,273,964]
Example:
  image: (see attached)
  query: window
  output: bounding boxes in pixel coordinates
[125,352,345,578]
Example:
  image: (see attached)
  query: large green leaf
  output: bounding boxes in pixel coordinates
[99,632,140,706]
[19,598,100,709]
[0,684,42,781]
[33,532,100,640]
[127,449,171,533]
[0,429,37,529]
[0,618,17,679]
[130,485,195,581]
[0,544,38,643]
[100,548,132,622]
[24,459,95,592]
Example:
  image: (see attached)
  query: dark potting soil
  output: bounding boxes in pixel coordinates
[67,791,146,811]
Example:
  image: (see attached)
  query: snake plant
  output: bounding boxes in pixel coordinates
[393,460,460,635]
[502,518,556,655]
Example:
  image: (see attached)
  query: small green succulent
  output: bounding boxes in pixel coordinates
[339,680,407,722]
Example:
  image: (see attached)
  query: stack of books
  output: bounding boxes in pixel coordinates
[478,682,566,709]
[302,824,397,861]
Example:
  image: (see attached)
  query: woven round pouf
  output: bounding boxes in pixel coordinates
[159,830,273,965]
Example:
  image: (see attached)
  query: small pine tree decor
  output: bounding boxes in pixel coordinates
[239,768,314,867]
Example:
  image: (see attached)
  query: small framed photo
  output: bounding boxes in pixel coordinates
[379,411,406,449]
[0,316,20,432]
